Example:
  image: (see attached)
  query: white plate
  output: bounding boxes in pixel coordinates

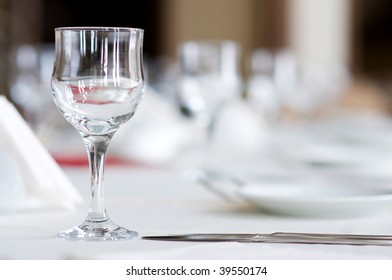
[237,183,392,218]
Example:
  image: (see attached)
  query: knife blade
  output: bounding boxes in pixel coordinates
[142,232,392,246]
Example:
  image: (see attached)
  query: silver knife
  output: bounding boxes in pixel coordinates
[142,232,392,246]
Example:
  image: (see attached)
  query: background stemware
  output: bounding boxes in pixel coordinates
[176,40,243,167]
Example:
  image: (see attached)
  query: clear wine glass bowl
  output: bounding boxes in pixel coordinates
[51,27,144,241]
[177,40,242,130]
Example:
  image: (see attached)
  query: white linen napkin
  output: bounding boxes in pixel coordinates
[112,86,194,165]
[0,149,26,212]
[0,95,82,211]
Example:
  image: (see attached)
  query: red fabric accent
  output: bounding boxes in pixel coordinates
[52,153,137,167]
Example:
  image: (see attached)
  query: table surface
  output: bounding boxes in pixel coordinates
[2,161,392,260]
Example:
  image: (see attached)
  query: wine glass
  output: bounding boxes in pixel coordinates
[50,27,144,241]
[177,40,242,133]
[176,40,243,169]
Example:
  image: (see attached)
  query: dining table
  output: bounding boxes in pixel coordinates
[1,154,392,261]
[2,92,392,280]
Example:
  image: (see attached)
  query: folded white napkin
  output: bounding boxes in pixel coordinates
[112,86,194,165]
[0,96,82,212]
[0,149,26,212]
[210,99,272,166]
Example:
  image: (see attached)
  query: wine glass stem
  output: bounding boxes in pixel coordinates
[83,133,114,223]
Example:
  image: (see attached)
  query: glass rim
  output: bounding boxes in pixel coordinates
[54,26,144,33]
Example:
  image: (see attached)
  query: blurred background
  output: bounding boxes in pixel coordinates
[2,0,392,168]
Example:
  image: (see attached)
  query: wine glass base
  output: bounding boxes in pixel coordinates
[57,220,138,241]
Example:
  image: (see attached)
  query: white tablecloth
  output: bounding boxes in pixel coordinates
[1,164,392,260]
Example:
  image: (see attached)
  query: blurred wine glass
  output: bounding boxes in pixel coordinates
[246,48,281,123]
[176,40,243,144]
[276,49,351,118]
[246,47,352,160]
[247,48,351,123]
[10,44,56,131]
